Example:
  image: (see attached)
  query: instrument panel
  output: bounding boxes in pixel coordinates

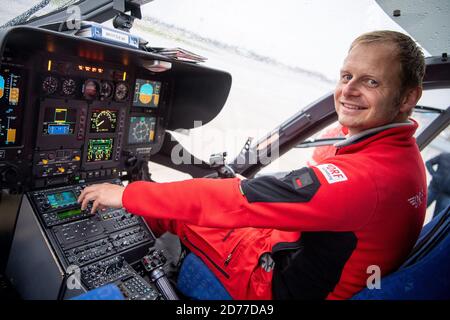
[0,26,231,192]
[0,53,169,189]
[1,26,231,300]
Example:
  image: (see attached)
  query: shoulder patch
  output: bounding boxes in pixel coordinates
[315,163,348,184]
[241,167,321,203]
[291,170,314,190]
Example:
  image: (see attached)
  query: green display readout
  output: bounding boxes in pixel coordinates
[57,208,82,220]
[87,138,114,162]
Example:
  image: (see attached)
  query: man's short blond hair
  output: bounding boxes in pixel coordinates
[350,30,426,95]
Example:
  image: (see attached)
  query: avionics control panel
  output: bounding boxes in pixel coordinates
[28,179,155,268]
[0,53,170,189]
[80,255,161,300]
[30,184,94,227]
[30,56,167,188]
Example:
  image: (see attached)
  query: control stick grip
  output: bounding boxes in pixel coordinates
[149,268,179,300]
[142,249,179,300]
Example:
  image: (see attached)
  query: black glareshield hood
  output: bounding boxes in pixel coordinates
[0,26,232,130]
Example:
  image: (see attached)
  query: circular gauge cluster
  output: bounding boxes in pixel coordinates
[41,75,129,102]
[82,80,129,102]
[42,76,78,96]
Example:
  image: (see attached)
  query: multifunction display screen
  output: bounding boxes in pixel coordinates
[46,190,78,209]
[127,116,156,144]
[133,79,161,108]
[42,107,77,135]
[0,66,23,146]
[86,138,114,162]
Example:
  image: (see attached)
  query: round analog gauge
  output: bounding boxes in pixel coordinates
[42,75,59,95]
[83,79,98,100]
[114,82,129,101]
[61,78,77,96]
[91,110,117,133]
[100,81,113,100]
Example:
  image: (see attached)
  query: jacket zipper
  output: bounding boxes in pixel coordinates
[183,235,230,279]
[224,236,247,266]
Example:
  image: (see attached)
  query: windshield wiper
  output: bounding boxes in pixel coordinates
[414,105,445,114]
[1,0,50,28]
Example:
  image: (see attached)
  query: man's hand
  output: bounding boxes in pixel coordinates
[77,183,125,214]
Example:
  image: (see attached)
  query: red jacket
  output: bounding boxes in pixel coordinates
[123,120,426,299]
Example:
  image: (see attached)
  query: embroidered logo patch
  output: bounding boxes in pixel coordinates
[408,189,424,208]
[259,253,275,272]
[315,163,348,184]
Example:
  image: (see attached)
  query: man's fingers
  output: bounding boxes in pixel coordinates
[91,199,101,214]
[77,183,120,212]
[78,185,100,203]
[81,191,97,211]
[78,187,90,203]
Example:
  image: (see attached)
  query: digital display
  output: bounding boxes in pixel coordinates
[133,79,161,108]
[128,116,156,144]
[87,138,114,162]
[47,191,77,209]
[0,66,23,147]
[48,124,70,135]
[90,110,117,133]
[57,208,82,220]
[42,107,77,135]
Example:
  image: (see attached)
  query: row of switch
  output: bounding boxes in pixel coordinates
[80,168,119,180]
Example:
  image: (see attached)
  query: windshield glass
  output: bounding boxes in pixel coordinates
[126,0,427,162]
[0,0,437,163]
[0,0,78,27]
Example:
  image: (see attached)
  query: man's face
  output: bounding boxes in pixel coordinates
[334,42,404,136]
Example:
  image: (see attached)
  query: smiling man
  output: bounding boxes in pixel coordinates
[78,31,427,300]
[335,34,422,135]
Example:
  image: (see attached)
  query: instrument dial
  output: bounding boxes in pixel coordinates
[100,81,113,100]
[83,80,98,100]
[114,82,129,101]
[90,110,117,133]
[61,78,76,96]
[42,76,59,95]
